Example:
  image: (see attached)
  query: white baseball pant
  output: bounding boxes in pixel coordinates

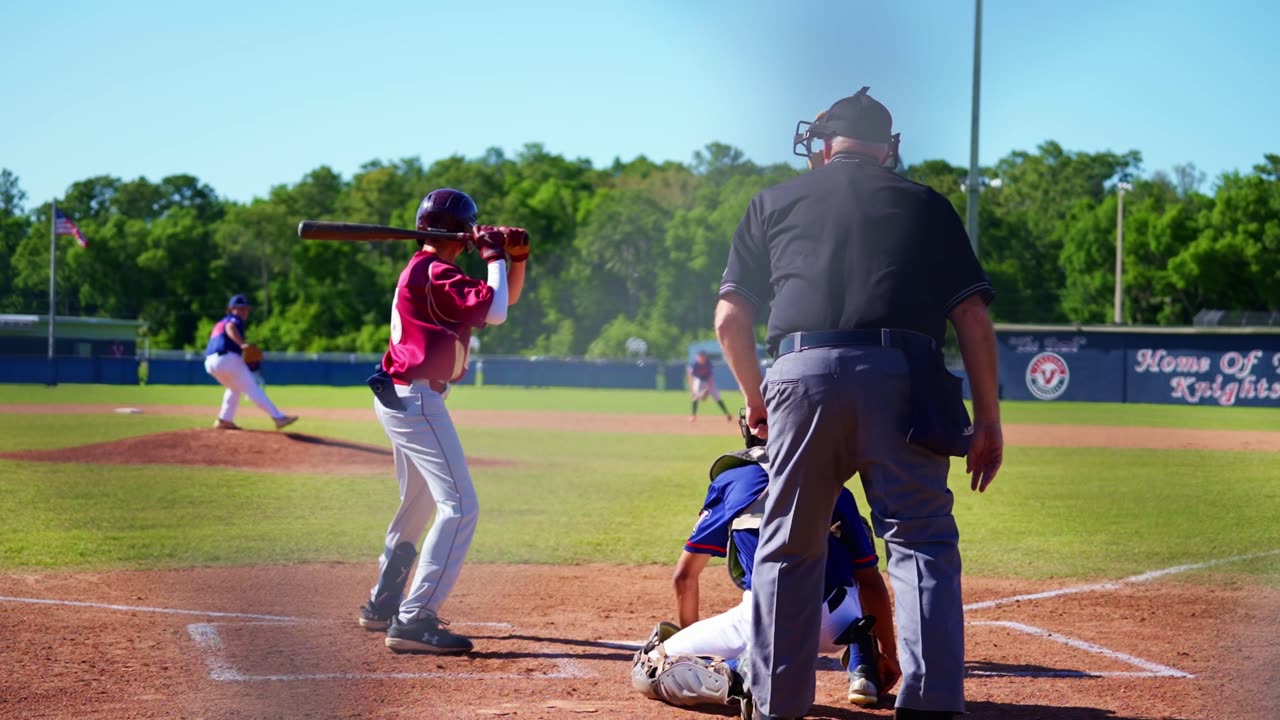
[372,381,478,623]
[203,352,283,422]
[691,377,721,403]
[664,587,862,660]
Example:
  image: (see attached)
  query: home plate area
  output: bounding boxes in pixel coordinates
[189,618,1188,687]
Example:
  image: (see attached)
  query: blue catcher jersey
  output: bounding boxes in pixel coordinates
[685,463,878,595]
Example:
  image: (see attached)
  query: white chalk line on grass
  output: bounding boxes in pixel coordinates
[963,548,1280,612]
[969,621,1193,679]
[188,622,592,683]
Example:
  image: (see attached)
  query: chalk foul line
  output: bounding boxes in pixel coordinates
[187,622,591,683]
[964,548,1280,611]
[0,595,307,622]
[969,621,1193,679]
[0,596,512,630]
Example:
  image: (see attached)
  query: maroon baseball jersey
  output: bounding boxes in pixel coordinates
[382,251,494,383]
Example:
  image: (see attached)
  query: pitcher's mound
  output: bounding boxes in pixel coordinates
[0,428,511,475]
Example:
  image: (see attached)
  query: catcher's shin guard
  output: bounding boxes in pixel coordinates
[370,541,418,617]
[838,615,882,706]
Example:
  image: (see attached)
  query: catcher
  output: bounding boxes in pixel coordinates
[631,412,901,715]
[202,294,298,431]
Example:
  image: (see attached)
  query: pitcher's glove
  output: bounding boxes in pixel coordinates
[242,344,264,371]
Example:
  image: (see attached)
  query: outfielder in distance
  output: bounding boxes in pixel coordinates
[689,349,733,423]
[358,188,528,655]
[631,413,901,714]
[202,294,298,431]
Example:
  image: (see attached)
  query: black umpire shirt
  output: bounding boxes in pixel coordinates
[720,153,994,356]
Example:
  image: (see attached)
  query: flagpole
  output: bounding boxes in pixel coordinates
[48,200,57,384]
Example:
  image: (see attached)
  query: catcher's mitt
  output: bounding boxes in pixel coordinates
[242,344,264,371]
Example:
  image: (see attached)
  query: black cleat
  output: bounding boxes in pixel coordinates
[384,613,474,654]
[358,601,395,631]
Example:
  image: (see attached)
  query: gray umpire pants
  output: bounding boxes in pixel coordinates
[748,346,964,717]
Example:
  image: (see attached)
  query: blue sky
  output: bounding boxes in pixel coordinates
[2,0,1276,206]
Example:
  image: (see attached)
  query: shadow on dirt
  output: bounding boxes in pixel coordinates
[961,700,1183,719]
[967,659,1124,679]
[281,433,391,456]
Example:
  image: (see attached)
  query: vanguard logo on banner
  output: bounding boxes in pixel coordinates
[1133,348,1280,406]
[1026,352,1070,400]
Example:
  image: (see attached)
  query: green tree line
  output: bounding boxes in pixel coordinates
[1,142,1277,359]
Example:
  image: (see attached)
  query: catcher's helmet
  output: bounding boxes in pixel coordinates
[793,86,901,168]
[416,189,478,234]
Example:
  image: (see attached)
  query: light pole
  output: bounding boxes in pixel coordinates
[959,176,1002,200]
[966,0,983,255]
[1113,182,1133,324]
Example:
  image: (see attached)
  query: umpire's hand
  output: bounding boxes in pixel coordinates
[967,421,1003,493]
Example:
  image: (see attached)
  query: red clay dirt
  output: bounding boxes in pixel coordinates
[0,428,510,475]
[2,402,1280,452]
[0,564,1276,720]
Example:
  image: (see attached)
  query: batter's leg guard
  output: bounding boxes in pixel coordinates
[361,541,417,629]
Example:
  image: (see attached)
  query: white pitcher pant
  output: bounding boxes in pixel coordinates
[664,587,862,660]
[373,383,478,623]
[203,352,282,422]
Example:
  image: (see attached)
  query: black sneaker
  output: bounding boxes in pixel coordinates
[358,601,394,631]
[384,613,474,654]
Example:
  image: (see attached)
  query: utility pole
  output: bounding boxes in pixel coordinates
[1114,182,1132,324]
[48,201,57,380]
[966,0,983,254]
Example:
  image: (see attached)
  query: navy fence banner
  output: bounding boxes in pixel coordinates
[1126,338,1280,407]
[998,332,1127,402]
[995,328,1280,407]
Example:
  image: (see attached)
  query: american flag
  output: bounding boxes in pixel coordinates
[54,208,88,249]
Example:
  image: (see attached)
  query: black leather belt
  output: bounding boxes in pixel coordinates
[775,328,935,359]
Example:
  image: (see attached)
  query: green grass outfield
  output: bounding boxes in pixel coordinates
[3,382,1280,430]
[1,384,1277,585]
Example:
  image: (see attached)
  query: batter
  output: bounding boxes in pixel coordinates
[356,188,528,654]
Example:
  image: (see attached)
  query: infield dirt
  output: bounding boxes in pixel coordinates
[1,564,1277,719]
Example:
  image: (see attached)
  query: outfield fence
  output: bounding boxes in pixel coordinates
[4,325,1280,407]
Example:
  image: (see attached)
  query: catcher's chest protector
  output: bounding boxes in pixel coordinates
[706,448,767,591]
[707,447,852,591]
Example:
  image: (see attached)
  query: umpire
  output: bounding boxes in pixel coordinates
[715,87,1003,720]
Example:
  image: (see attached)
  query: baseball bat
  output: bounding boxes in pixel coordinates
[297,220,471,243]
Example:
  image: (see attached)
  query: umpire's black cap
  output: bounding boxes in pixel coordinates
[814,87,893,142]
